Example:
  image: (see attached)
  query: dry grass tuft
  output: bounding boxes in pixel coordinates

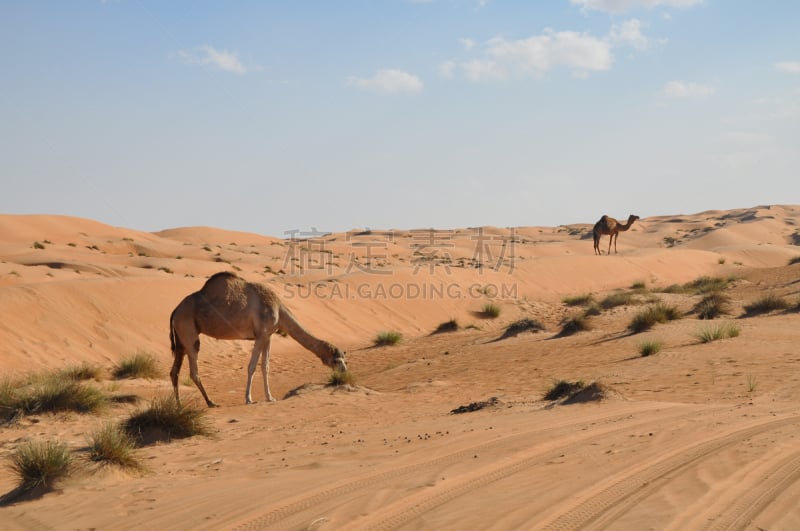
[9,439,73,492]
[113,352,160,380]
[124,396,211,445]
[374,331,402,346]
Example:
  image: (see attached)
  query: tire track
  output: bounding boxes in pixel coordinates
[347,405,750,530]
[703,448,800,531]
[539,414,800,531]
[230,403,696,530]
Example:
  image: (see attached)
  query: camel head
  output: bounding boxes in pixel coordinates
[324,344,347,372]
[628,215,640,224]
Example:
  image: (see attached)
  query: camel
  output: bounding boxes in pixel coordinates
[593,214,640,255]
[169,272,347,407]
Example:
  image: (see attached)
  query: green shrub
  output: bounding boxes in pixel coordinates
[600,291,635,309]
[374,331,402,346]
[684,275,733,294]
[544,380,586,401]
[696,323,740,343]
[557,314,591,337]
[481,302,501,318]
[58,363,104,381]
[124,396,211,445]
[15,378,107,415]
[562,294,594,306]
[89,423,141,469]
[638,340,663,357]
[629,302,681,333]
[327,370,355,387]
[433,319,459,334]
[9,439,73,491]
[113,352,160,379]
[742,294,790,316]
[694,292,731,320]
[500,319,545,339]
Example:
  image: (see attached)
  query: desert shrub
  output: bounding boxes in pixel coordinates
[500,318,545,339]
[658,284,686,294]
[9,439,73,491]
[89,423,140,469]
[544,380,586,401]
[629,303,681,333]
[557,314,591,337]
[433,319,459,334]
[327,370,355,387]
[684,275,733,294]
[562,294,594,306]
[113,352,160,379]
[33,241,46,250]
[58,363,104,381]
[583,303,602,317]
[638,340,663,357]
[694,292,731,320]
[788,256,800,266]
[630,281,647,291]
[742,294,790,316]
[600,291,635,309]
[374,331,402,346]
[481,302,501,318]
[14,378,107,415]
[124,396,211,444]
[696,323,740,343]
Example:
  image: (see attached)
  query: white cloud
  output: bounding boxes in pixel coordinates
[462,59,507,82]
[481,29,612,78]
[438,61,456,80]
[460,38,476,51]
[609,19,649,51]
[571,0,703,14]
[774,61,800,74]
[347,69,424,93]
[661,80,714,98]
[177,45,247,74]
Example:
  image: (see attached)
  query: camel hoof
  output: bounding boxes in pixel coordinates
[207,402,219,408]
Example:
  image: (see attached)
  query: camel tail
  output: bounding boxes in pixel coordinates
[169,308,183,359]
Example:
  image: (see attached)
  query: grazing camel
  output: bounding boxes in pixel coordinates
[169,272,347,407]
[593,214,640,255]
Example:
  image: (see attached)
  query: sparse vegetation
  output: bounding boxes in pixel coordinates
[600,291,635,309]
[629,302,681,333]
[58,363,104,381]
[88,423,141,469]
[557,314,591,337]
[694,292,731,320]
[481,302,501,318]
[500,318,545,339]
[746,374,758,393]
[113,352,160,379]
[696,323,740,343]
[4,376,108,418]
[638,340,663,357]
[683,275,734,294]
[158,266,173,274]
[9,439,73,492]
[544,380,586,401]
[742,293,790,316]
[33,241,46,250]
[327,370,355,387]
[433,319,460,334]
[789,256,800,266]
[124,396,211,444]
[630,281,647,291]
[562,293,594,306]
[374,331,402,346]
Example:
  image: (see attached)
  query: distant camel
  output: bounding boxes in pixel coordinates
[593,214,640,255]
[169,272,347,407]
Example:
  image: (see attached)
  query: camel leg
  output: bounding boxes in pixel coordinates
[187,343,217,408]
[613,233,619,254]
[607,235,613,255]
[170,351,184,406]
[245,336,267,404]
[260,335,276,402]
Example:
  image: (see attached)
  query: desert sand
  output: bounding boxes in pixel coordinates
[1,205,800,530]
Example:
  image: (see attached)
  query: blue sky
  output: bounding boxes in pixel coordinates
[2,0,798,237]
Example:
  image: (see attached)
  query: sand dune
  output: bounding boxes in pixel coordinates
[1,205,800,529]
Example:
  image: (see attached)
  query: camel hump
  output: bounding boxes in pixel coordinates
[600,214,609,221]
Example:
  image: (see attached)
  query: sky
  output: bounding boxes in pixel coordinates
[1,0,799,237]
